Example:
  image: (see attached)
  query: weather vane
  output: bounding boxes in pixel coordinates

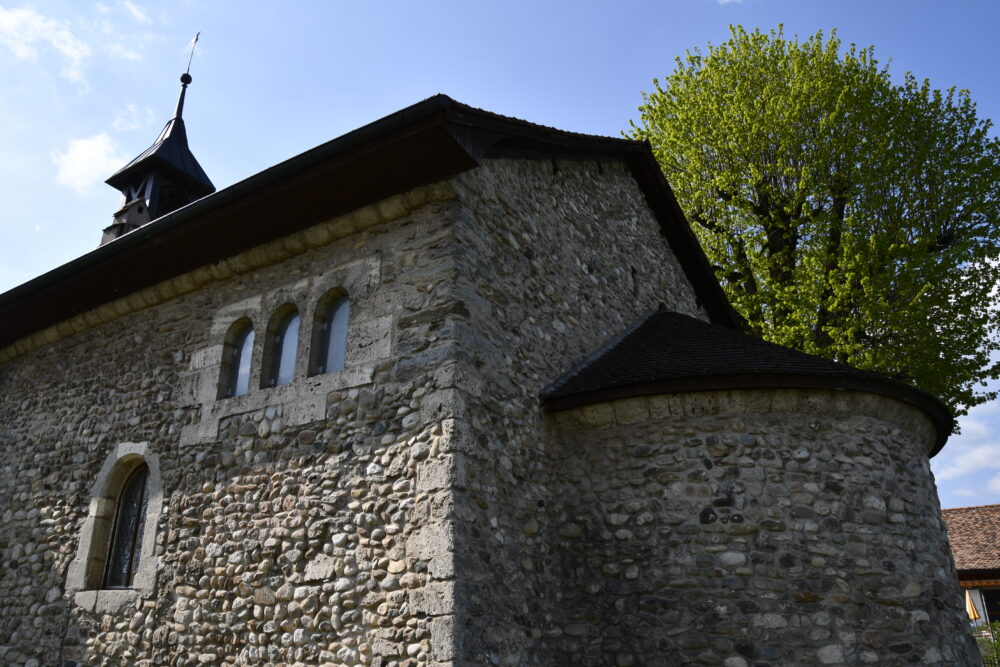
[185,32,200,77]
[176,33,200,118]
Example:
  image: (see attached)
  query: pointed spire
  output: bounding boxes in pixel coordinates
[174,72,192,119]
[102,62,214,245]
[172,33,198,120]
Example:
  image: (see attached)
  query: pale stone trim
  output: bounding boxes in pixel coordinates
[179,254,390,443]
[550,388,938,456]
[0,181,457,365]
[67,442,162,611]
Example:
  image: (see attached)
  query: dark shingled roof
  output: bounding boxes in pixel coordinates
[542,309,952,455]
[106,115,215,197]
[0,94,740,355]
[942,504,1000,575]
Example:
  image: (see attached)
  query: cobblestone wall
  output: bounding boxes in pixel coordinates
[545,390,978,666]
[445,158,706,665]
[0,184,466,667]
[444,158,974,665]
[0,155,974,666]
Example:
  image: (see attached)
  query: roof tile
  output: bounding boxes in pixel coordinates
[942,504,1000,572]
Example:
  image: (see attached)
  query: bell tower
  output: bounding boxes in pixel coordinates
[101,72,215,245]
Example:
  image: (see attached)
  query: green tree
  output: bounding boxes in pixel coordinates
[976,620,1000,661]
[628,25,1000,417]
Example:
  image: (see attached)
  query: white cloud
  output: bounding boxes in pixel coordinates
[76,15,147,61]
[82,17,115,36]
[0,7,91,82]
[120,1,151,24]
[936,443,1000,480]
[934,395,1000,481]
[112,104,154,131]
[104,42,142,61]
[53,134,128,194]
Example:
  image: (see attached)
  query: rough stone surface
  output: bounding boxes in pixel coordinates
[0,157,977,666]
[0,183,460,666]
[547,390,976,666]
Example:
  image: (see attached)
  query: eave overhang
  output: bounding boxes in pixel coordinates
[0,94,739,356]
[541,309,953,456]
[957,570,1000,583]
[106,153,215,198]
[105,117,215,196]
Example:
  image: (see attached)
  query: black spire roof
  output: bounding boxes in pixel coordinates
[105,73,214,202]
[542,308,952,454]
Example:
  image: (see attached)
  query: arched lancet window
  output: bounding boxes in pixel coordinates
[312,292,350,375]
[221,319,254,398]
[66,444,163,600]
[266,307,300,387]
[102,462,149,589]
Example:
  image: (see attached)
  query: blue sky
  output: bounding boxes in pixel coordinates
[0,0,998,509]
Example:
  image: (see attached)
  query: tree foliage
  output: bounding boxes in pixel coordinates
[975,620,1000,663]
[628,25,1000,416]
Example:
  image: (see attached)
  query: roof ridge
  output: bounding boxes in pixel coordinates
[446,98,626,143]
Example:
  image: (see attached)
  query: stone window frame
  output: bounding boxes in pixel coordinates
[209,265,375,402]
[67,441,162,614]
[217,316,256,399]
[308,288,350,376]
[261,302,302,389]
[216,283,306,399]
[180,256,388,443]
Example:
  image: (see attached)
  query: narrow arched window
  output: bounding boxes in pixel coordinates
[103,463,149,589]
[313,294,350,374]
[267,308,300,387]
[221,319,255,398]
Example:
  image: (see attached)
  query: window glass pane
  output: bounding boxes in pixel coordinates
[232,327,254,397]
[104,464,148,588]
[272,312,299,386]
[319,297,349,373]
[129,480,150,581]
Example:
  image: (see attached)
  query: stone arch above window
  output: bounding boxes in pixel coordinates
[263,304,301,388]
[180,258,385,443]
[310,289,350,376]
[219,317,255,399]
[68,442,162,612]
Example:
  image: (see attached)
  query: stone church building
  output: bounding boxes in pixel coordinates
[0,77,979,665]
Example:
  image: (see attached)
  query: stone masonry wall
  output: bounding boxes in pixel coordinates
[444,157,707,665]
[0,151,973,667]
[0,185,469,667]
[546,389,978,667]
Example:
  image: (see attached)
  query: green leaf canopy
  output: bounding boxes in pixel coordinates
[629,26,1000,418]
